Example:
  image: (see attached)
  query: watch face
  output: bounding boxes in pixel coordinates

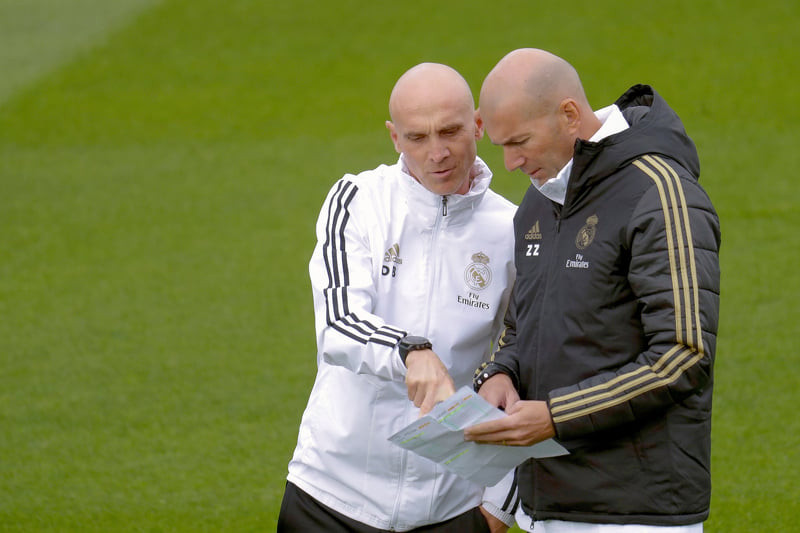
[403,336,430,347]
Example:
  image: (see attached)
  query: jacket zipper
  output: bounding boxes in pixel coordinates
[425,197,446,334]
[390,196,447,529]
[533,203,563,521]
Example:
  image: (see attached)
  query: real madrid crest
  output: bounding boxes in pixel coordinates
[575,215,598,250]
[465,252,492,291]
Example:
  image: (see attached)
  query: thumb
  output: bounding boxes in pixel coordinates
[504,399,524,415]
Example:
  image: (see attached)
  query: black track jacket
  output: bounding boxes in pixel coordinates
[490,85,721,525]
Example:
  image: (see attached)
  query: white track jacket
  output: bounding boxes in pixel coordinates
[286,155,518,530]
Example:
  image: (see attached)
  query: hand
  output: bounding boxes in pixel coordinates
[464,400,555,446]
[405,349,455,416]
[477,373,520,411]
[479,505,510,533]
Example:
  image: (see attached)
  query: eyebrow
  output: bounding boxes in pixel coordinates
[403,123,464,139]
[493,135,526,146]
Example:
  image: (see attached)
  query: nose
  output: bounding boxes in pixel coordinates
[503,148,524,172]
[430,138,450,163]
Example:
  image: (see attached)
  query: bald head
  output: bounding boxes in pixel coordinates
[389,63,475,123]
[478,49,602,183]
[385,63,483,196]
[480,48,590,120]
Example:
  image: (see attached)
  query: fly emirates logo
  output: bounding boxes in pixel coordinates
[566,253,590,269]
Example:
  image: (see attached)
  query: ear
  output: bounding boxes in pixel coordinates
[560,99,580,134]
[474,109,484,141]
[385,120,401,153]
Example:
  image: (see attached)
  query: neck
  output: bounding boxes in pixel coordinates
[581,114,603,140]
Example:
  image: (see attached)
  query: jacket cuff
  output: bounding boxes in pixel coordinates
[473,361,519,392]
[480,501,516,528]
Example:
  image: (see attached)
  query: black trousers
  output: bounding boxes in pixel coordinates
[277,481,491,533]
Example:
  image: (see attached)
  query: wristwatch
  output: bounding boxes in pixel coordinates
[398,335,433,366]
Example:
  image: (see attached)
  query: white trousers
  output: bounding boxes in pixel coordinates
[517,518,703,533]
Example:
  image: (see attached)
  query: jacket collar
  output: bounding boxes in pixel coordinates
[397,155,492,220]
[536,104,629,206]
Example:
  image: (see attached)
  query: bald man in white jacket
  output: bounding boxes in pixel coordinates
[278,63,519,533]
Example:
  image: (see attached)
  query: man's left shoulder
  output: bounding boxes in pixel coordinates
[482,188,518,213]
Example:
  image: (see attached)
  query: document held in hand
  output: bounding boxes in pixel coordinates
[388,386,569,486]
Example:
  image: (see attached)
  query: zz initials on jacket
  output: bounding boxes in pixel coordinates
[526,243,540,257]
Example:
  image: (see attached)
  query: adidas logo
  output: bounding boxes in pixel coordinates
[525,221,542,241]
[384,243,402,264]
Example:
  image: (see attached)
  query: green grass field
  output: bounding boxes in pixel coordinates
[1,0,797,530]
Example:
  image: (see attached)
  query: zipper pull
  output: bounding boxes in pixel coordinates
[442,196,448,216]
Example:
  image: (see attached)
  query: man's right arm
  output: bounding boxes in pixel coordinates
[466,291,553,447]
[309,177,409,381]
[473,289,521,409]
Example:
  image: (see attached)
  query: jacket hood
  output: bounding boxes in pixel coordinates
[570,85,700,189]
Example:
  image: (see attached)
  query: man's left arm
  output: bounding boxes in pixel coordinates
[549,169,721,440]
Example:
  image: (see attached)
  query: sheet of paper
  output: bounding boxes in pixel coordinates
[388,386,569,486]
